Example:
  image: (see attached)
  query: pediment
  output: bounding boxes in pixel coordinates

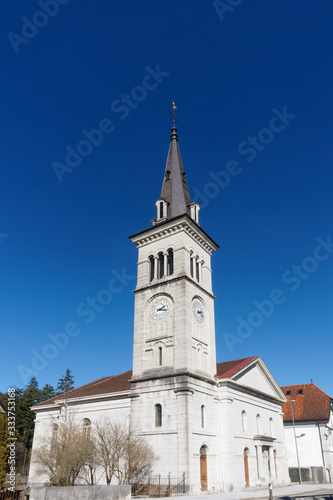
[231,358,286,402]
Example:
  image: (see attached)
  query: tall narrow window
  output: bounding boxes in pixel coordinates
[256,414,261,434]
[149,256,154,281]
[196,261,200,281]
[159,201,164,219]
[273,449,278,477]
[167,249,174,276]
[201,405,205,428]
[269,417,274,436]
[190,255,194,278]
[155,404,162,427]
[82,418,91,438]
[158,346,162,366]
[158,252,164,278]
[244,448,250,486]
[51,424,58,453]
[241,410,247,433]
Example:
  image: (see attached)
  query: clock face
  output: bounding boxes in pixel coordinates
[192,300,204,323]
[150,298,170,320]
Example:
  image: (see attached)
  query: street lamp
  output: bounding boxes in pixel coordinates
[290,399,302,484]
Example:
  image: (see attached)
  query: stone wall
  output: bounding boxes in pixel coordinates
[29,485,131,500]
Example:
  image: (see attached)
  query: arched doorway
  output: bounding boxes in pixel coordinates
[200,445,208,490]
[244,448,250,486]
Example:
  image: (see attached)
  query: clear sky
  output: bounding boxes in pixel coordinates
[1,1,332,397]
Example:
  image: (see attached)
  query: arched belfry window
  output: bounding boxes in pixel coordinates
[149,255,155,281]
[155,404,162,427]
[167,249,174,276]
[190,253,202,282]
[158,252,164,278]
[158,346,162,366]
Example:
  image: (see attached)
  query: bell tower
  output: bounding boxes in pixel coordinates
[129,110,219,381]
[129,108,220,486]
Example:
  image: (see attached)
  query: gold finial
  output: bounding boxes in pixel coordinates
[169,101,179,127]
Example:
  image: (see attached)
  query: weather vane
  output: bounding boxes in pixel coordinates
[169,101,179,127]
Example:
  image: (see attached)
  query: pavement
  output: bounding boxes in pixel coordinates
[170,483,333,500]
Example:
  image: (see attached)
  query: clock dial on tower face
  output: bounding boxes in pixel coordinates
[192,300,204,323]
[150,298,170,320]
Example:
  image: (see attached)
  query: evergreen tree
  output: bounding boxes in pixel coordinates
[40,384,55,402]
[18,378,41,451]
[0,413,9,484]
[56,369,75,395]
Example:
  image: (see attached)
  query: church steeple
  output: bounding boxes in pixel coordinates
[154,104,200,225]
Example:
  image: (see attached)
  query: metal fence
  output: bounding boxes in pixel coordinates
[0,490,20,500]
[132,473,186,497]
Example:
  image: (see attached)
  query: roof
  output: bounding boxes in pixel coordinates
[34,357,265,409]
[216,356,259,378]
[160,126,192,219]
[281,383,332,423]
[33,370,132,408]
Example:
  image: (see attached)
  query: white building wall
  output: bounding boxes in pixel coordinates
[284,423,324,469]
[29,394,131,487]
[217,384,290,491]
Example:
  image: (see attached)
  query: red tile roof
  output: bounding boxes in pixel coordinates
[34,370,132,408]
[281,383,332,422]
[216,356,259,378]
[34,357,259,409]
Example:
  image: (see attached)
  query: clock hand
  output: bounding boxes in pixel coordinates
[157,306,167,312]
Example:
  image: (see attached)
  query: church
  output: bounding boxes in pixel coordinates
[29,115,291,493]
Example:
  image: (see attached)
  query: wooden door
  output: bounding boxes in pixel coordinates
[244,448,250,486]
[200,446,208,490]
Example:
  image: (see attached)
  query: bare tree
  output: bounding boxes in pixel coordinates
[94,419,158,486]
[120,428,157,485]
[32,415,157,487]
[33,416,93,486]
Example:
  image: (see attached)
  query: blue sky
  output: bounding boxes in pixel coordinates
[1,1,332,396]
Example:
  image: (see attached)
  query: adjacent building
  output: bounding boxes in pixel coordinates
[282,383,333,483]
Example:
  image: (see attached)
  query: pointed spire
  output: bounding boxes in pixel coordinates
[159,104,192,220]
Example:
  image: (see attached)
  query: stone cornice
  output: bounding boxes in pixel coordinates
[129,214,219,255]
[133,273,216,299]
[130,368,218,387]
